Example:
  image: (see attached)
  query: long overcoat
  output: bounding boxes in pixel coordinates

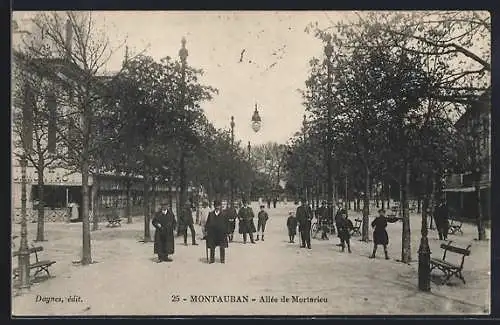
[206,210,229,249]
[224,207,237,234]
[296,205,312,232]
[179,206,194,232]
[287,216,298,236]
[371,216,389,245]
[238,206,256,234]
[152,210,176,255]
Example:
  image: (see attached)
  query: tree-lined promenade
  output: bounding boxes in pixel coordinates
[12,11,490,310]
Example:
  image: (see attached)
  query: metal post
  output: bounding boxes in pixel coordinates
[247,141,251,200]
[178,37,189,210]
[230,116,235,206]
[324,37,334,222]
[418,178,431,292]
[18,155,31,289]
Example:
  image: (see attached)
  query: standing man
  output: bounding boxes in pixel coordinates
[266,196,271,209]
[256,205,269,241]
[225,201,238,242]
[296,199,312,249]
[273,197,278,208]
[152,202,176,262]
[318,201,329,240]
[435,198,449,240]
[180,201,198,246]
[238,198,256,244]
[206,200,228,264]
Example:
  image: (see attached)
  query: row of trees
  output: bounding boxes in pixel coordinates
[12,12,255,265]
[285,11,490,263]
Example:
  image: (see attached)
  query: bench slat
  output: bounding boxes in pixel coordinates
[430,258,460,269]
[440,244,470,256]
[12,246,43,257]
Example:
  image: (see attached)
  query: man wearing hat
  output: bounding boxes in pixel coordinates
[296,199,312,249]
[434,198,449,240]
[179,201,198,246]
[152,202,177,262]
[224,201,238,242]
[238,198,256,244]
[205,200,229,263]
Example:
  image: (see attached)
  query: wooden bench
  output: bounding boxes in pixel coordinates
[350,218,362,236]
[106,215,122,227]
[448,219,463,235]
[430,241,471,285]
[13,245,56,279]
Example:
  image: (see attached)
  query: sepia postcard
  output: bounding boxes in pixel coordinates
[11,10,491,316]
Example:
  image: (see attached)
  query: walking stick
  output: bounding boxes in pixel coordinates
[205,240,209,263]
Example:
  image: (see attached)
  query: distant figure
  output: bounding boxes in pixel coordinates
[266,197,271,209]
[296,199,312,249]
[180,201,198,246]
[337,212,353,253]
[256,205,269,241]
[205,200,229,264]
[238,199,256,244]
[286,211,298,243]
[317,201,329,240]
[273,197,278,208]
[200,201,210,239]
[370,208,389,260]
[435,199,449,240]
[224,202,238,242]
[152,203,176,262]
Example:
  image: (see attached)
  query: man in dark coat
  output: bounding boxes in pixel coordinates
[224,202,238,242]
[296,200,312,249]
[206,200,228,263]
[180,201,198,246]
[238,199,256,244]
[317,201,329,240]
[273,197,278,208]
[266,197,271,209]
[435,199,449,240]
[337,212,353,253]
[152,203,177,262]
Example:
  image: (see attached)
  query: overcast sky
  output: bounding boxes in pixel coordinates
[13,11,352,146]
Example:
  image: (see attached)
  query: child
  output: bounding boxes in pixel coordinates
[286,211,298,243]
[370,208,390,260]
[256,205,269,241]
[337,213,353,253]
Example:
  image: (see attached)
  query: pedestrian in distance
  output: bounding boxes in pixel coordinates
[273,197,278,208]
[256,205,269,241]
[224,201,238,242]
[337,212,353,253]
[180,201,198,246]
[286,211,298,243]
[296,199,312,249]
[152,202,177,262]
[370,208,390,260]
[205,200,229,264]
[317,201,329,240]
[266,197,271,209]
[434,198,449,240]
[238,198,257,244]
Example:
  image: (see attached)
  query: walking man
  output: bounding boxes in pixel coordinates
[337,212,353,253]
[152,202,176,262]
[286,211,298,243]
[296,199,312,249]
[256,205,269,241]
[238,198,256,244]
[206,200,229,264]
[180,201,198,246]
[435,198,449,240]
[370,208,390,260]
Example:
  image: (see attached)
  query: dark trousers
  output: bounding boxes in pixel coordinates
[300,229,311,248]
[289,234,295,242]
[183,224,196,244]
[209,247,225,263]
[437,224,448,240]
[257,219,267,233]
[243,232,255,243]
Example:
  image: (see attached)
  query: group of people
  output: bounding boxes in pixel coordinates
[151,199,270,264]
[285,199,398,259]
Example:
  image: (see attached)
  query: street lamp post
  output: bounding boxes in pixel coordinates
[418,175,432,292]
[324,36,334,221]
[17,154,30,289]
[230,116,235,207]
[178,37,188,211]
[302,114,308,202]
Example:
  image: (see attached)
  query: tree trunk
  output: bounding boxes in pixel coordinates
[362,167,370,242]
[81,159,92,265]
[126,180,132,224]
[143,174,152,242]
[417,197,421,213]
[91,176,99,231]
[475,180,486,240]
[35,167,45,241]
[401,162,411,263]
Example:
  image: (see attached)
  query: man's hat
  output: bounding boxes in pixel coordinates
[260,205,265,208]
[378,208,385,213]
[214,200,222,207]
